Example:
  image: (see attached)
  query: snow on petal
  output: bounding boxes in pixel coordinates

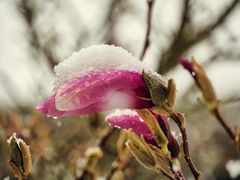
[37,45,153,117]
[54,44,147,90]
[106,109,179,158]
[106,109,154,142]
[55,71,149,111]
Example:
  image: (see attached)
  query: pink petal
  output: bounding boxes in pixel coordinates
[55,71,150,111]
[37,70,152,117]
[106,112,154,142]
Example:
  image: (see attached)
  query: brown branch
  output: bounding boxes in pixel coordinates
[96,127,115,147]
[175,0,190,43]
[191,0,239,45]
[157,0,190,74]
[158,0,239,74]
[105,130,131,180]
[104,0,121,45]
[140,0,155,60]
[171,113,202,180]
[211,107,236,141]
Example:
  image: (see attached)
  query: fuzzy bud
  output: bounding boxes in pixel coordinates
[179,57,219,110]
[7,133,32,180]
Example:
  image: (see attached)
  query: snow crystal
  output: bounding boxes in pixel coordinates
[105,109,138,119]
[226,160,240,178]
[54,44,147,89]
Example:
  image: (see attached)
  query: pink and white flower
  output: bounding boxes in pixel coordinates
[37,45,155,117]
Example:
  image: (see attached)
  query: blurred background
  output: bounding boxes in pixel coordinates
[0,0,240,179]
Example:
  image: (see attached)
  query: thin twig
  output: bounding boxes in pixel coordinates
[171,113,202,180]
[106,157,121,180]
[157,0,190,74]
[18,0,58,68]
[96,127,115,147]
[158,0,239,74]
[211,107,236,141]
[176,0,190,39]
[105,130,131,180]
[105,157,133,180]
[140,0,155,60]
[166,156,185,180]
[76,127,114,180]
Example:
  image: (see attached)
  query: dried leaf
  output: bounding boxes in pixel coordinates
[127,130,152,156]
[19,140,32,175]
[167,79,176,108]
[126,131,157,169]
[152,106,170,116]
[8,160,23,180]
[117,130,130,161]
[148,144,171,173]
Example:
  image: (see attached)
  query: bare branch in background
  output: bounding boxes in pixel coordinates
[191,0,239,45]
[158,0,239,74]
[140,0,155,61]
[103,0,121,45]
[18,0,58,69]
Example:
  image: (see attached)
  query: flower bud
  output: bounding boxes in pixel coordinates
[135,109,169,155]
[179,57,219,110]
[142,70,168,107]
[7,133,32,179]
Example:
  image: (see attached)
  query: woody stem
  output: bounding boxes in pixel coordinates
[171,113,202,180]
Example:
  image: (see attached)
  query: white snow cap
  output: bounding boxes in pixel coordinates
[54,44,147,89]
[106,109,138,119]
[105,109,145,123]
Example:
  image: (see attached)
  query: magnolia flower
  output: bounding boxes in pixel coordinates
[106,109,179,158]
[37,45,172,117]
